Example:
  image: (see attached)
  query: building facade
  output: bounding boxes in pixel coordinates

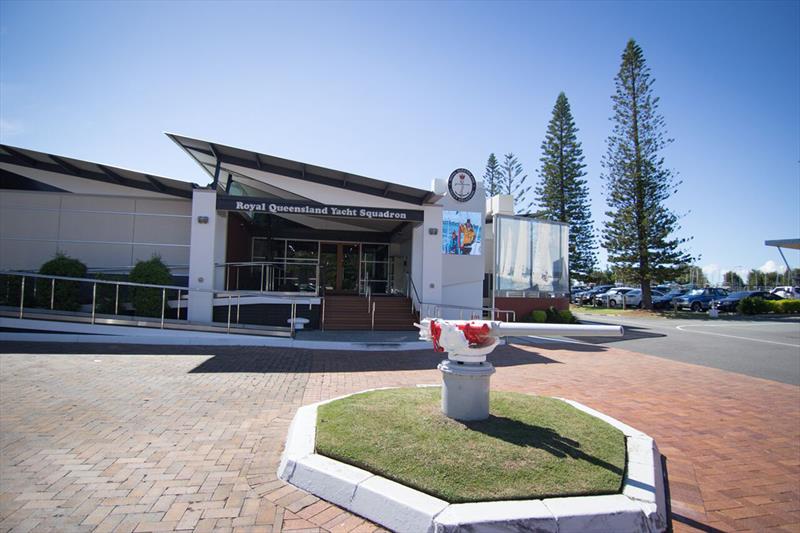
[0,135,568,332]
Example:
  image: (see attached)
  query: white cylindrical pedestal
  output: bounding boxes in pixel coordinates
[438,359,496,421]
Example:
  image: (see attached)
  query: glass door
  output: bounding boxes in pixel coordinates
[320,242,360,293]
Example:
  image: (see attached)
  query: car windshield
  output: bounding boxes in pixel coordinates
[688,289,705,296]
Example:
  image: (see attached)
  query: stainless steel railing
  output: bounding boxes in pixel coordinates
[217,260,320,294]
[0,270,312,337]
[404,273,515,322]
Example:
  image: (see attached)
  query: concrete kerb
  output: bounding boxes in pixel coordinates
[278,388,668,533]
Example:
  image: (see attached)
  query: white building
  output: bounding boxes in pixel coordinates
[0,135,569,334]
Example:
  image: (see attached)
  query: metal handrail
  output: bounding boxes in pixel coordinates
[404,272,515,322]
[216,260,320,294]
[0,270,308,337]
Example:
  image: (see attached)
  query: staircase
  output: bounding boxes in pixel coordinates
[323,295,418,330]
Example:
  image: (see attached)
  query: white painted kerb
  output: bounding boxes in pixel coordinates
[278,389,668,533]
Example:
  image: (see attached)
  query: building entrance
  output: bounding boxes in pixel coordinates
[320,242,359,293]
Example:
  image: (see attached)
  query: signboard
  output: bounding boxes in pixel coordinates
[442,210,482,255]
[216,195,424,222]
[447,168,476,203]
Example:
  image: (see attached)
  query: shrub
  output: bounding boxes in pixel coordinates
[771,299,800,314]
[36,253,87,311]
[129,256,173,317]
[558,309,578,324]
[738,297,770,315]
[530,310,547,323]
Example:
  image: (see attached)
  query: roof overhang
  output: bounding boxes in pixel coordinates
[166,133,440,206]
[0,144,196,199]
[765,239,800,250]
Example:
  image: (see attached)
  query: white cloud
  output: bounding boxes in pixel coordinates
[758,260,787,274]
[701,263,720,278]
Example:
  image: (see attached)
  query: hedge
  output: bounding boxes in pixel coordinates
[524,307,578,324]
[738,297,800,315]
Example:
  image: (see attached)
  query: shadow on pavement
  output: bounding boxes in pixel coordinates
[0,341,561,373]
[187,343,562,373]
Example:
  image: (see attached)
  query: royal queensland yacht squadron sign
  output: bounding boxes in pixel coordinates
[216,196,424,221]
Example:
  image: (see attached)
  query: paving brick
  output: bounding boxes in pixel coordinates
[0,342,797,533]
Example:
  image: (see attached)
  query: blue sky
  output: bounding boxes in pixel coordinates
[1,0,798,282]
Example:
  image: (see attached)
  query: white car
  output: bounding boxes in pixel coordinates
[771,286,800,299]
[594,287,635,307]
[620,289,665,308]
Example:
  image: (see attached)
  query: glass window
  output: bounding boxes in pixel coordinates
[286,240,318,260]
[495,216,569,296]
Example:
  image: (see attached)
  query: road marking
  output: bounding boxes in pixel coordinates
[675,325,800,348]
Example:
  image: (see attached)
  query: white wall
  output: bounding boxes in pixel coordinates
[0,190,191,272]
[438,179,487,319]
[187,189,220,322]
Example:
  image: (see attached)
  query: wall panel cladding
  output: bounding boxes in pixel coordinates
[0,190,192,271]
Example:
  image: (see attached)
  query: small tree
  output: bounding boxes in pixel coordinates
[723,271,744,289]
[535,92,597,284]
[483,153,502,197]
[37,253,87,311]
[500,153,532,213]
[129,256,173,317]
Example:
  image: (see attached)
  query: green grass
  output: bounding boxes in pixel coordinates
[315,388,626,503]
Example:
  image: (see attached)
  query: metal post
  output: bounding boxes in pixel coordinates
[91,283,97,324]
[622,294,626,310]
[226,265,230,291]
[260,264,265,292]
[371,301,376,331]
[236,295,241,324]
[115,284,119,315]
[50,278,55,310]
[290,302,296,337]
[227,295,232,333]
[160,288,166,329]
[19,276,25,319]
[176,290,181,319]
[315,264,320,296]
[236,267,240,291]
[321,298,325,331]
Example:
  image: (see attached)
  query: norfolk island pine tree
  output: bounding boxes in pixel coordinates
[601,39,693,309]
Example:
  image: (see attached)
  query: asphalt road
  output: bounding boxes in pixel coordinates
[518,314,800,385]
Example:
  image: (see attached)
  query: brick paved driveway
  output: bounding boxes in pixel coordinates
[0,341,798,532]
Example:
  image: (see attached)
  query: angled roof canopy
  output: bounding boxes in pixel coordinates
[166,133,438,206]
[0,144,197,198]
[765,239,800,250]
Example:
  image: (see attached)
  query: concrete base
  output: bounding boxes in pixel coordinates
[278,388,669,533]
[438,359,495,421]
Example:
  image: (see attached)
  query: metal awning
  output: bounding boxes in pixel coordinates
[0,144,197,198]
[765,239,800,278]
[765,239,800,250]
[166,133,439,206]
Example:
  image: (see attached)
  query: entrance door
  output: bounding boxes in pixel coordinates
[320,243,360,293]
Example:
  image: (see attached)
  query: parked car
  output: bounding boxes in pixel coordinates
[576,285,614,305]
[595,287,635,307]
[618,288,665,308]
[652,289,688,310]
[675,288,729,312]
[716,291,782,312]
[771,286,800,299]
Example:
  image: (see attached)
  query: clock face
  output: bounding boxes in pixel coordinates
[447,168,476,203]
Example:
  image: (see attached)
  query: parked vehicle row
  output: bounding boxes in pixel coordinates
[571,283,799,313]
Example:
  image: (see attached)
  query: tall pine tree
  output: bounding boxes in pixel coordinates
[500,153,532,213]
[601,39,693,309]
[483,153,502,197]
[535,92,596,284]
